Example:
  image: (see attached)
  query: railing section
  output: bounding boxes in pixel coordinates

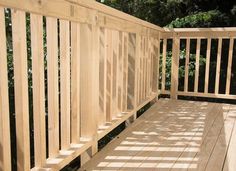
[160,28,236,100]
[0,0,160,170]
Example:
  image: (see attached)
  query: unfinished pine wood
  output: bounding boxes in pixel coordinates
[80,23,97,138]
[12,10,30,171]
[184,38,190,92]
[112,30,119,118]
[60,19,71,150]
[127,33,136,110]
[204,38,211,93]
[0,7,11,171]
[46,16,59,158]
[171,35,180,99]
[80,99,236,171]
[71,22,81,144]
[225,38,234,95]
[122,32,128,112]
[30,13,46,167]
[105,29,113,122]
[161,39,167,92]
[98,27,106,126]
[194,38,201,92]
[215,38,222,94]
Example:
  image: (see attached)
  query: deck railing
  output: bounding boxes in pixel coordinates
[0,0,161,170]
[0,0,236,171]
[160,28,236,100]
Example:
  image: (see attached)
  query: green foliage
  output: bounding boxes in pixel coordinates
[159,49,206,90]
[167,10,230,28]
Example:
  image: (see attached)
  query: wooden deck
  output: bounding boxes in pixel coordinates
[80,99,236,171]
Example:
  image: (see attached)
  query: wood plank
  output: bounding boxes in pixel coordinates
[118,31,123,113]
[161,39,167,91]
[171,35,180,99]
[204,38,211,93]
[205,106,236,171]
[225,38,234,95]
[30,13,46,167]
[194,39,201,92]
[80,23,98,138]
[112,30,119,118]
[46,16,59,158]
[122,32,128,112]
[170,103,221,171]
[215,38,222,94]
[0,7,11,171]
[177,91,236,100]
[12,10,30,171]
[184,39,190,92]
[71,22,81,143]
[81,99,169,170]
[127,33,136,110]
[188,103,230,170]
[98,27,106,126]
[223,105,236,171]
[105,29,113,122]
[60,19,71,150]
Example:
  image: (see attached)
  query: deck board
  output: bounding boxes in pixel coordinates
[80,99,236,171]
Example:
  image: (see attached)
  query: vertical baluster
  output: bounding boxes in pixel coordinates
[12,10,30,171]
[46,17,59,158]
[225,38,234,95]
[162,39,167,92]
[194,39,201,92]
[71,22,81,143]
[105,29,112,122]
[31,13,46,167]
[60,19,70,150]
[0,7,11,171]
[184,38,190,92]
[204,38,211,93]
[215,38,222,94]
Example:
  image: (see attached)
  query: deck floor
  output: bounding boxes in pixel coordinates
[80,99,236,171]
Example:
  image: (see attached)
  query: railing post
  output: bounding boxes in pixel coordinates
[170,32,180,99]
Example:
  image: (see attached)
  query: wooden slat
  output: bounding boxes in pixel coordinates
[0,7,11,171]
[98,27,106,126]
[204,38,211,93]
[127,33,136,110]
[12,10,30,171]
[60,19,70,150]
[71,22,81,143]
[122,32,128,112]
[46,17,59,157]
[112,30,118,118]
[215,38,222,94]
[223,107,236,171]
[80,23,98,138]
[118,31,123,113]
[161,39,167,91]
[184,38,190,92]
[225,38,234,95]
[152,37,159,93]
[194,38,201,92]
[30,13,46,167]
[105,29,112,122]
[171,34,180,99]
[135,34,141,108]
[205,108,236,171]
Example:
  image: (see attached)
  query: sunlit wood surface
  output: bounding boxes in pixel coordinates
[80,99,236,171]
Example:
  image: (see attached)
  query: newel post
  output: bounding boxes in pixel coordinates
[170,32,180,99]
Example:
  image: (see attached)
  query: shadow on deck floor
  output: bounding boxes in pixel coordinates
[80,99,236,171]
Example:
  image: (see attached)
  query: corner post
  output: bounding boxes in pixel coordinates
[170,32,180,99]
